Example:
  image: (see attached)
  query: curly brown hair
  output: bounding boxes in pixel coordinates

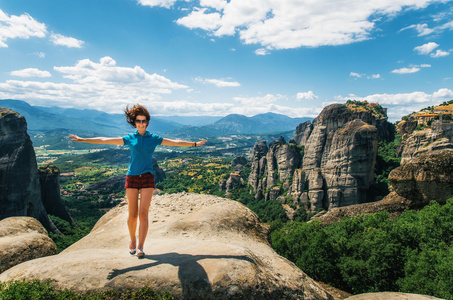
[124,104,150,128]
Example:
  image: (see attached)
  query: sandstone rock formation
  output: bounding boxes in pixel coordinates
[0,108,50,230]
[248,102,389,212]
[0,216,57,273]
[398,121,453,164]
[396,102,453,165]
[0,193,333,300]
[313,148,453,225]
[388,148,453,208]
[39,165,77,227]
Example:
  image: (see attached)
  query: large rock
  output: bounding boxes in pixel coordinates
[0,193,333,299]
[388,148,453,208]
[398,122,453,164]
[0,108,50,230]
[302,105,381,210]
[0,217,57,273]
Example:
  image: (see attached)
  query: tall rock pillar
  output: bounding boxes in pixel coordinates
[0,108,50,230]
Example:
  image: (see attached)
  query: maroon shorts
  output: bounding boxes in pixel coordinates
[125,172,156,189]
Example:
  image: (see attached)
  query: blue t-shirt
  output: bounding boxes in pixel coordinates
[122,131,163,176]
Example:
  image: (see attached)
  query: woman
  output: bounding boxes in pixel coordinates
[70,104,206,258]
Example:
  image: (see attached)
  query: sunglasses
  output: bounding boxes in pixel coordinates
[135,119,148,124]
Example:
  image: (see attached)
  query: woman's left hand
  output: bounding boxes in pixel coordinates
[196,140,207,146]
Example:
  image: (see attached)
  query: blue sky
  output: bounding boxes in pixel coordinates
[0,0,452,122]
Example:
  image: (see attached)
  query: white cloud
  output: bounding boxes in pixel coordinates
[0,57,188,113]
[195,77,240,87]
[142,0,448,50]
[177,8,222,31]
[392,64,430,74]
[35,52,46,58]
[350,72,381,79]
[350,72,364,78]
[0,9,84,49]
[50,33,84,48]
[255,48,269,55]
[0,9,47,47]
[152,100,233,116]
[200,0,228,10]
[431,49,450,58]
[10,68,51,78]
[391,66,420,74]
[296,90,318,100]
[433,88,453,98]
[231,93,320,117]
[137,0,177,8]
[233,94,285,106]
[402,19,453,36]
[400,23,435,36]
[414,42,438,55]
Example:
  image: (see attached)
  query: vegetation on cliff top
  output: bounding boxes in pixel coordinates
[345,100,387,119]
[0,280,173,300]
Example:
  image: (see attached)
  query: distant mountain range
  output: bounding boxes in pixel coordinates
[0,99,313,137]
[166,113,312,138]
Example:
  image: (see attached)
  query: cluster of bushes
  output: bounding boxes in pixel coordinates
[0,280,173,300]
[271,198,453,299]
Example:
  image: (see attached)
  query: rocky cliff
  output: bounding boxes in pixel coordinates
[388,148,453,208]
[0,108,50,230]
[0,193,333,300]
[38,165,77,227]
[397,102,453,164]
[248,102,390,213]
[314,148,453,225]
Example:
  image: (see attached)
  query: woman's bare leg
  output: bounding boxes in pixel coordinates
[137,188,154,251]
[126,188,139,251]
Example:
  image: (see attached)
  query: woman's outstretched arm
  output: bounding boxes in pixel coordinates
[161,138,207,147]
[69,134,124,145]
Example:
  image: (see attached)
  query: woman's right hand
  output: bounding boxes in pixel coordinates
[69,134,83,142]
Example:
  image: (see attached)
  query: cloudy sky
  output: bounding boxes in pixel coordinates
[0,0,452,121]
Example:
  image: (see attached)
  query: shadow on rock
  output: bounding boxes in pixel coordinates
[108,252,254,298]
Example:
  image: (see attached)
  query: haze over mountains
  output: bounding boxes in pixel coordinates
[0,99,312,137]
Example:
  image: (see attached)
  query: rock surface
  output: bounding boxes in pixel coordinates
[0,108,50,230]
[345,292,442,300]
[0,217,57,273]
[0,193,333,300]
